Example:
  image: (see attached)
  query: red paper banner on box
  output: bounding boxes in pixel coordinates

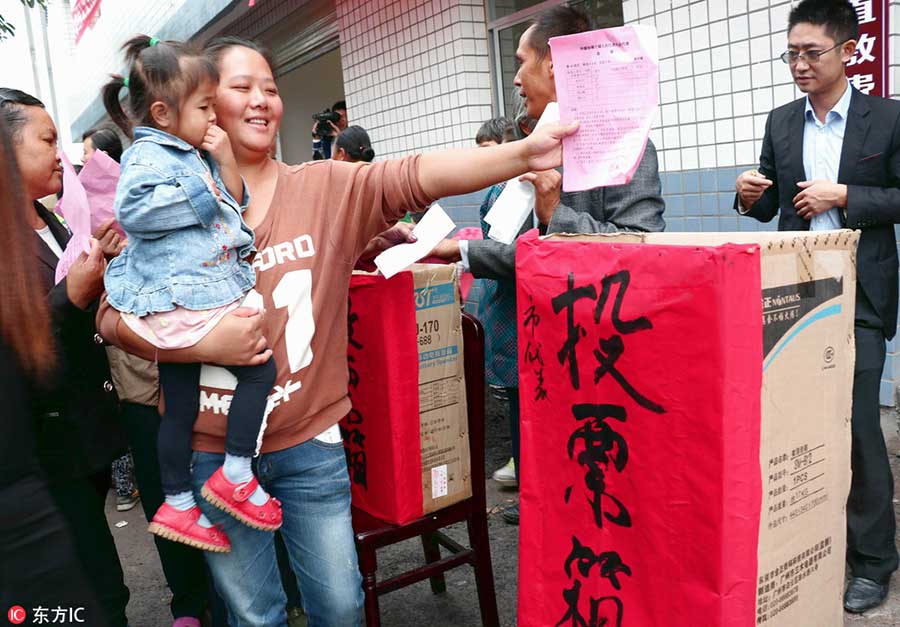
[72,0,101,43]
[516,234,763,626]
[341,273,423,524]
[846,0,890,97]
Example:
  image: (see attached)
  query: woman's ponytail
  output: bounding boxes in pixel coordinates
[336,125,375,163]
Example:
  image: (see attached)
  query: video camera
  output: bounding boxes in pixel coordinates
[312,109,341,138]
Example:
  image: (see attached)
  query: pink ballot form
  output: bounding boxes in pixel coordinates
[54,151,93,284]
[550,24,658,191]
[79,148,124,237]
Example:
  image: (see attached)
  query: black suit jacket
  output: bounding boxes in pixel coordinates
[738,88,900,339]
[31,202,125,479]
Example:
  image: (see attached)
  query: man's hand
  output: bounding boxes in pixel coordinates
[520,169,562,225]
[735,169,773,210]
[793,180,847,220]
[190,307,272,366]
[521,122,579,172]
[93,217,126,258]
[429,239,462,262]
[358,222,418,266]
[66,238,106,310]
[201,125,237,168]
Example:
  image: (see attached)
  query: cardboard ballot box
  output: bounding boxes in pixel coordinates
[342,264,471,525]
[516,230,857,627]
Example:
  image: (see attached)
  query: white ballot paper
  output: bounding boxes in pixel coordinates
[550,24,658,191]
[483,102,560,245]
[374,203,455,279]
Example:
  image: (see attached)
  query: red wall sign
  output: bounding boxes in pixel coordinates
[846,0,890,96]
[72,0,101,44]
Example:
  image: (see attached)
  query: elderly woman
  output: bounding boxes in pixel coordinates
[0,87,129,627]
[0,105,108,626]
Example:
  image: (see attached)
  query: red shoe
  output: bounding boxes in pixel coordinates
[147,503,231,553]
[201,467,282,531]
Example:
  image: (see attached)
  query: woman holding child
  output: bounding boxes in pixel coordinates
[98,35,575,626]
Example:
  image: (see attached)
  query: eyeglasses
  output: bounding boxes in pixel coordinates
[780,41,847,65]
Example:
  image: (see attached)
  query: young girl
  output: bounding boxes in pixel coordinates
[102,35,280,552]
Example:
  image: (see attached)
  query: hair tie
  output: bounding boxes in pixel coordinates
[123,77,129,87]
[149,37,160,46]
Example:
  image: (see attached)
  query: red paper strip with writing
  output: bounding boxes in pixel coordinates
[342,273,423,524]
[516,234,762,626]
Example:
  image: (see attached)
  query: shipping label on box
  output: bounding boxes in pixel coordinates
[343,264,470,524]
[413,265,472,514]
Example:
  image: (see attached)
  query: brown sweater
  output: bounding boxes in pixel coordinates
[99,156,433,453]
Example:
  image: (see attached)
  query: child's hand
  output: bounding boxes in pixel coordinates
[202,124,237,167]
[205,172,222,201]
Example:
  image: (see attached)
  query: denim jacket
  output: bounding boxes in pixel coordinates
[105,126,256,316]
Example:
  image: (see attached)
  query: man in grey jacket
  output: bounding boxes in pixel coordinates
[431,4,665,278]
[430,5,665,525]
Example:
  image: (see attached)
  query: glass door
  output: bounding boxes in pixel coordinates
[489,0,625,120]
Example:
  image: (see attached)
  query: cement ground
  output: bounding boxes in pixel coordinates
[107,397,900,626]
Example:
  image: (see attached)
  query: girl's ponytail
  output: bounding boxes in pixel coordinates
[101,75,132,138]
[122,34,156,66]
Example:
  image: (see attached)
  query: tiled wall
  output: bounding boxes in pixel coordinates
[334,0,494,158]
[621,0,900,404]
[623,0,800,172]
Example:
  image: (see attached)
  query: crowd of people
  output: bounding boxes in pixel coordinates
[0,0,898,625]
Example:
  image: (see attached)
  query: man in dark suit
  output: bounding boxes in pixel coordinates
[735,0,900,612]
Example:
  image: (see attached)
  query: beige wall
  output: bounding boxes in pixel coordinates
[277,48,346,165]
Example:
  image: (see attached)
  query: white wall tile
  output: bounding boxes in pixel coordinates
[731,40,751,66]
[710,20,731,47]
[690,2,709,26]
[672,6,691,31]
[729,15,750,41]
[660,58,676,81]
[696,74,714,98]
[681,146,699,169]
[699,145,717,168]
[734,115,755,141]
[679,100,696,123]
[748,9,770,39]
[697,120,716,144]
[736,140,757,166]
[716,142,736,167]
[693,49,713,74]
[715,118,734,142]
[623,0,638,23]
[663,126,680,149]
[713,93,734,118]
[680,123,698,146]
[677,77,695,100]
[708,1,728,22]
[697,96,715,121]
[656,10,673,35]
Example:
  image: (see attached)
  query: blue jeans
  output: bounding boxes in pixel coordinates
[191,438,363,627]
